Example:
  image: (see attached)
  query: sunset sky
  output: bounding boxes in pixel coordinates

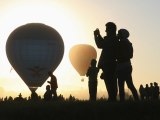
[0,0,160,99]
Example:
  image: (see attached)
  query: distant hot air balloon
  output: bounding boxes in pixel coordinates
[6,23,64,91]
[69,44,97,76]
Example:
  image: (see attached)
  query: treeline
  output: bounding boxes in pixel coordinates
[0,94,80,102]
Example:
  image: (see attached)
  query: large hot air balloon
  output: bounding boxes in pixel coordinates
[69,44,97,76]
[6,23,64,91]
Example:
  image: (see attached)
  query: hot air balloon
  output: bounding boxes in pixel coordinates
[69,44,97,76]
[6,23,64,91]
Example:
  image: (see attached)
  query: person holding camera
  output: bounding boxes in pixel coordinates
[94,22,118,101]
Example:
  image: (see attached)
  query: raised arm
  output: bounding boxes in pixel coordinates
[47,81,51,84]
[94,28,104,48]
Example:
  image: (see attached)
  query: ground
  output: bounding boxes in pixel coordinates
[0,100,160,120]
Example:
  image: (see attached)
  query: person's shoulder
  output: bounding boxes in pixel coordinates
[120,39,132,44]
[124,39,132,43]
[126,40,133,48]
[126,39,132,44]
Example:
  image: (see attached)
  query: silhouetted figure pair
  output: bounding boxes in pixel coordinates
[48,71,58,99]
[94,22,118,101]
[86,59,99,101]
[94,22,139,101]
[116,29,139,101]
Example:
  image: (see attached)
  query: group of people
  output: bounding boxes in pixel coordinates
[139,82,159,101]
[86,22,139,101]
[29,71,58,101]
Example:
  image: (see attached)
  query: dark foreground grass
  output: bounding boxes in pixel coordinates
[0,100,160,120]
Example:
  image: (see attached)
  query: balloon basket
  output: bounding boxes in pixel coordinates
[29,87,38,92]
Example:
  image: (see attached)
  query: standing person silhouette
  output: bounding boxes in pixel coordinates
[86,59,99,101]
[116,29,139,101]
[139,84,145,101]
[94,22,118,101]
[31,90,39,101]
[153,82,159,100]
[149,83,154,100]
[145,84,150,100]
[48,71,58,99]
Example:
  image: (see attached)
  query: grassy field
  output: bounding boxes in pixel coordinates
[0,100,160,120]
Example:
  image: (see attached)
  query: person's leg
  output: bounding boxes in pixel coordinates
[117,68,127,101]
[125,67,139,101]
[103,79,111,101]
[53,89,57,98]
[141,95,144,101]
[89,81,92,101]
[103,63,117,101]
[92,81,97,101]
[118,78,125,101]
[110,76,118,101]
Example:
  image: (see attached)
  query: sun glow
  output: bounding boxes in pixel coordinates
[0,1,89,98]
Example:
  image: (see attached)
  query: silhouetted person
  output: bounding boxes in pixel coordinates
[28,96,31,101]
[48,71,58,99]
[145,84,150,100]
[4,97,8,101]
[67,94,77,102]
[44,85,52,101]
[86,59,99,101]
[8,96,13,101]
[57,94,65,101]
[139,84,145,101]
[31,90,39,101]
[149,83,154,100]
[94,22,118,101]
[116,29,139,101]
[153,82,159,100]
[14,93,24,101]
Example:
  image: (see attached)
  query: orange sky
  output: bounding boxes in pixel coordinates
[0,0,160,99]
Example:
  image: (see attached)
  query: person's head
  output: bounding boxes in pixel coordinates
[46,85,50,91]
[118,29,130,40]
[19,93,22,97]
[154,82,158,86]
[105,22,117,35]
[146,84,148,87]
[91,59,97,67]
[48,71,53,76]
[150,83,153,86]
[140,84,143,88]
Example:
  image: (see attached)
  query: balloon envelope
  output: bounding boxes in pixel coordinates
[69,44,97,76]
[6,23,64,91]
